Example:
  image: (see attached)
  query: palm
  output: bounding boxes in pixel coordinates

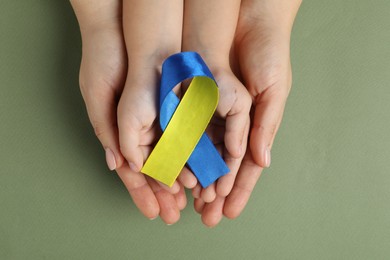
[79,28,127,104]
[196,8,294,227]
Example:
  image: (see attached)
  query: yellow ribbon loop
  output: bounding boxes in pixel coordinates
[142,76,219,187]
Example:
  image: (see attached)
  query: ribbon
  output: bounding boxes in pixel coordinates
[141,52,229,188]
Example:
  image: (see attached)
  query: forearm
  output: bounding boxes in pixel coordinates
[239,0,302,36]
[123,0,183,62]
[70,0,121,34]
[183,0,241,67]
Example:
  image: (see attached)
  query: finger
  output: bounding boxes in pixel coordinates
[216,118,250,197]
[117,81,157,172]
[174,184,187,211]
[116,164,160,220]
[205,123,225,145]
[194,198,205,214]
[139,146,181,194]
[178,167,198,189]
[192,183,202,199]
[250,87,288,168]
[157,180,181,195]
[147,177,180,225]
[200,183,217,203]
[201,196,225,228]
[82,87,124,171]
[224,87,251,158]
[223,150,263,219]
[117,101,145,172]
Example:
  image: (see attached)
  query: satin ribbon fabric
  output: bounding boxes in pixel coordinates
[141,52,229,188]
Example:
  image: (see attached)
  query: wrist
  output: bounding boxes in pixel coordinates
[182,34,232,69]
[70,0,121,34]
[182,43,231,71]
[237,0,302,41]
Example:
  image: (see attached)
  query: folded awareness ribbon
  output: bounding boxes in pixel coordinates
[141,52,229,188]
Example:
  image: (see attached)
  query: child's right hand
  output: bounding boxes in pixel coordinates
[116,0,186,224]
[71,0,186,224]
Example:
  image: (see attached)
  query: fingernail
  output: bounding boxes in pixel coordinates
[264,148,271,168]
[129,162,138,172]
[149,217,158,220]
[105,148,116,171]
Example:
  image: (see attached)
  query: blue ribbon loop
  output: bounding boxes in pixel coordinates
[159,52,229,188]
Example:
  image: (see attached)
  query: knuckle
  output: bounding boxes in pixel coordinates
[91,122,118,148]
[91,122,106,139]
[252,122,278,137]
[250,65,292,98]
[119,144,132,159]
[269,123,278,136]
[78,76,87,99]
[79,74,116,103]
[224,154,240,164]
[91,120,117,139]
[242,90,252,109]
[250,66,280,90]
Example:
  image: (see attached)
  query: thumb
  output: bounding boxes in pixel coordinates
[250,87,289,168]
[83,88,124,171]
[117,88,147,173]
[223,79,252,159]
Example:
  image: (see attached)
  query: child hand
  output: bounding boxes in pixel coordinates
[71,0,186,224]
[195,0,302,227]
[181,0,251,205]
[187,66,252,203]
[116,0,185,224]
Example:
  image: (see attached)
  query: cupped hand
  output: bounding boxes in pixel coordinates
[116,0,185,224]
[184,68,251,204]
[72,0,185,224]
[195,0,301,227]
[77,7,126,172]
[116,64,183,224]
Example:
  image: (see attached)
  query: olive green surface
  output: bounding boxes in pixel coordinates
[1,1,389,259]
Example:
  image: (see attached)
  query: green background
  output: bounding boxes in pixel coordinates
[1,1,389,259]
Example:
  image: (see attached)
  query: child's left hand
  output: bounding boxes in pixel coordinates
[180,65,252,204]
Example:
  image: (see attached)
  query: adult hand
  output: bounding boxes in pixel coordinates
[70,0,186,224]
[195,0,302,227]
